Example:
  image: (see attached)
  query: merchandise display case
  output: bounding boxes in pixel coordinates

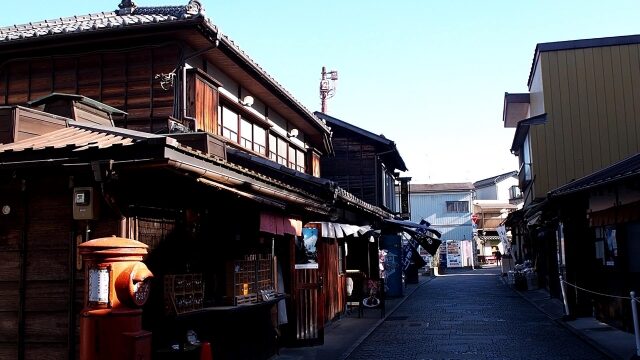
[226,254,275,305]
[164,273,204,315]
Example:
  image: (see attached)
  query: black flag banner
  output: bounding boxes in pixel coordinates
[414,233,442,256]
[402,237,427,271]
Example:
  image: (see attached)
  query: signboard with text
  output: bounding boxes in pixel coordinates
[446,240,462,268]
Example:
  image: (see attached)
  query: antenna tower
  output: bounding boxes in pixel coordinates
[319,66,338,113]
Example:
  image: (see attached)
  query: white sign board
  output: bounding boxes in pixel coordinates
[446,240,462,268]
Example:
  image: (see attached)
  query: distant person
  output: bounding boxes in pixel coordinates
[495,250,502,266]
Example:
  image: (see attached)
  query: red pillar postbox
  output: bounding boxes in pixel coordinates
[78,237,154,360]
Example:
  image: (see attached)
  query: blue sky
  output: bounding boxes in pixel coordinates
[3,1,640,183]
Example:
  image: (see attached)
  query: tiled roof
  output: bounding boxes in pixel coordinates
[0,1,329,138]
[0,125,142,153]
[314,111,408,172]
[0,119,389,219]
[473,171,518,189]
[549,152,640,197]
[0,1,209,43]
[410,183,474,193]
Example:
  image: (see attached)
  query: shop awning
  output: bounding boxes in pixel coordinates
[382,218,442,238]
[305,222,370,239]
[259,212,302,236]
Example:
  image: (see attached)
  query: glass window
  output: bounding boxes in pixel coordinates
[296,149,305,172]
[288,147,297,169]
[446,201,469,213]
[240,117,253,150]
[254,126,267,155]
[277,137,288,166]
[216,105,222,135]
[594,226,618,267]
[221,107,238,142]
[384,172,396,211]
[269,134,277,161]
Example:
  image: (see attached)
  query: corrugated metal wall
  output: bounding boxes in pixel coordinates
[408,192,473,241]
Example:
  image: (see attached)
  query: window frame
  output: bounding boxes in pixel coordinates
[446,201,469,213]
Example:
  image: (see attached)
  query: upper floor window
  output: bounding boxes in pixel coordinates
[221,107,238,141]
[509,185,522,199]
[253,126,267,155]
[521,133,532,182]
[240,117,253,150]
[446,201,468,213]
[381,166,396,211]
[295,148,305,172]
[268,133,306,172]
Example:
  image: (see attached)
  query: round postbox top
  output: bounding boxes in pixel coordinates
[79,236,148,251]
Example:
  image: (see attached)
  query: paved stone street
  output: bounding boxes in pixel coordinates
[346,267,606,360]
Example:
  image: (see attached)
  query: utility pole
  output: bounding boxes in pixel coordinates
[319,66,338,113]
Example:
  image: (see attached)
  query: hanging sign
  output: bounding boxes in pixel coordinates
[295,227,319,269]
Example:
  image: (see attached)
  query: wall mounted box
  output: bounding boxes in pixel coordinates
[73,187,99,220]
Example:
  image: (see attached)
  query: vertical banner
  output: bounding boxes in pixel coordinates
[497,225,508,254]
[399,178,410,219]
[380,234,403,297]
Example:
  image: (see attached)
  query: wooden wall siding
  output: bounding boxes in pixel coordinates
[321,137,377,206]
[16,108,68,142]
[321,239,342,322]
[0,45,178,132]
[73,104,113,127]
[0,175,79,360]
[0,177,26,360]
[532,44,640,197]
[188,76,219,134]
[24,178,74,357]
[0,108,15,143]
[294,269,319,340]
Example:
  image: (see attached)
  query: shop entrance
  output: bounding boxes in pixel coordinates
[291,224,324,346]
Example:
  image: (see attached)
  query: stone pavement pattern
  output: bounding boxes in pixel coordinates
[346,267,607,360]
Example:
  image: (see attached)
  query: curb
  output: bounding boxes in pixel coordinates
[501,276,620,360]
[337,276,435,360]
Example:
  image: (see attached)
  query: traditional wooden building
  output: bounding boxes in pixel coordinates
[313,112,408,287]
[0,1,393,358]
[548,154,640,332]
[504,34,640,329]
[314,112,407,215]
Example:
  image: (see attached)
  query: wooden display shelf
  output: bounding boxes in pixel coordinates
[225,254,275,306]
[164,273,204,315]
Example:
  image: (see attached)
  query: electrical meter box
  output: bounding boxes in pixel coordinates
[73,187,99,220]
